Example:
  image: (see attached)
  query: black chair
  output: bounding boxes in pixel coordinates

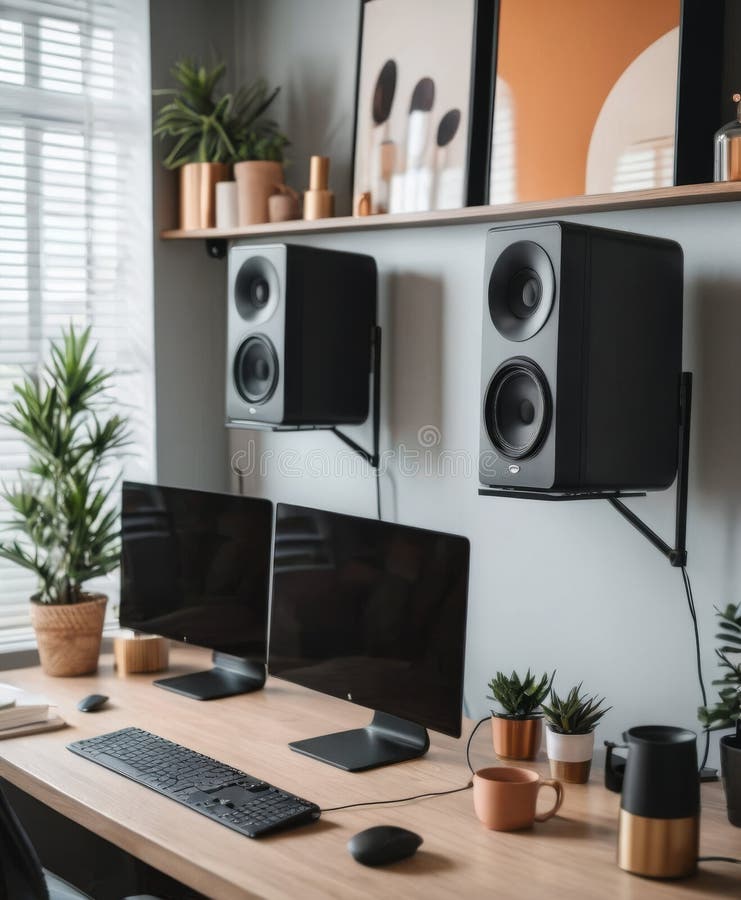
[0,786,161,900]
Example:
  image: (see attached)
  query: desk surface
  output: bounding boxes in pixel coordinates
[0,647,738,900]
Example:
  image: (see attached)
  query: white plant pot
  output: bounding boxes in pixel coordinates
[215,181,239,229]
[546,727,595,783]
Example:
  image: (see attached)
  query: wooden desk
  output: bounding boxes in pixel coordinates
[0,648,738,899]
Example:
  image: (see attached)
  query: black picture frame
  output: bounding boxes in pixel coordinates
[351,0,497,213]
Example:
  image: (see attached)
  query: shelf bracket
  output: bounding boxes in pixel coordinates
[608,372,692,568]
[478,373,692,568]
[332,325,382,469]
[205,239,227,260]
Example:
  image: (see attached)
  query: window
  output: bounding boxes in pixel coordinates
[0,0,155,649]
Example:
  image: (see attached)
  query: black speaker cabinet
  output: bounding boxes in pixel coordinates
[226,244,377,427]
[479,222,683,492]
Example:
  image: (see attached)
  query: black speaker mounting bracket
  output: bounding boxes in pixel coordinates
[479,372,692,568]
[331,325,382,470]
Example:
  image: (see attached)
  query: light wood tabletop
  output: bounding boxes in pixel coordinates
[0,647,738,900]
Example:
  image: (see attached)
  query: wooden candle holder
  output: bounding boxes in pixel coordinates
[113,634,169,677]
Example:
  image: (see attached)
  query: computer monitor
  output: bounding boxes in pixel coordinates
[120,482,273,700]
[268,503,470,771]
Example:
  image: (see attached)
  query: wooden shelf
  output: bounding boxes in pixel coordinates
[160,182,741,242]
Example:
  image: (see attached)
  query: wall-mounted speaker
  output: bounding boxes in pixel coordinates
[479,222,683,492]
[227,244,377,427]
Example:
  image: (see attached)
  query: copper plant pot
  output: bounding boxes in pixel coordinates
[234,160,284,225]
[491,714,543,761]
[30,593,107,677]
[179,162,232,230]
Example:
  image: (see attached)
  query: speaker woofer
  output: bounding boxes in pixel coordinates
[488,240,555,341]
[484,358,551,459]
[234,256,280,323]
[234,335,279,404]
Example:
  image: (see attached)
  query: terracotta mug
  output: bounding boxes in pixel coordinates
[473,766,564,831]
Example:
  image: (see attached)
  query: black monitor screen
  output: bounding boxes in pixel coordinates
[120,482,273,660]
[268,504,470,737]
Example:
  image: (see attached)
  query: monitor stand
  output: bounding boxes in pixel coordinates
[289,710,430,772]
[153,652,265,700]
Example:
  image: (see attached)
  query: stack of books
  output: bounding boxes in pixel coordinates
[0,684,65,738]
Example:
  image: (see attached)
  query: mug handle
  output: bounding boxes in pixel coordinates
[534,778,564,823]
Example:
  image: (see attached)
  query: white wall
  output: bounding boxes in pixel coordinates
[219,0,741,767]
[149,0,237,492]
[229,203,741,768]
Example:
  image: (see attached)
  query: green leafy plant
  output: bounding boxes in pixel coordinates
[698,602,741,730]
[153,59,287,168]
[487,669,555,719]
[542,684,611,735]
[0,327,130,605]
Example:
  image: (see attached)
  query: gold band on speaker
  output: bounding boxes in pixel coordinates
[617,809,699,879]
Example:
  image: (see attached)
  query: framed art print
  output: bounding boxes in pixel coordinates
[352,0,495,214]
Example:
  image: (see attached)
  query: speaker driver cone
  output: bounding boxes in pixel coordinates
[234,256,280,323]
[234,336,278,404]
[488,240,555,341]
[485,358,551,459]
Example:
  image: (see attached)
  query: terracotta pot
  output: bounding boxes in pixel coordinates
[30,594,107,677]
[179,162,232,230]
[234,160,284,225]
[491,714,543,761]
[545,727,595,783]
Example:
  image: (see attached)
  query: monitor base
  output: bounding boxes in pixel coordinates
[154,652,265,700]
[289,710,430,772]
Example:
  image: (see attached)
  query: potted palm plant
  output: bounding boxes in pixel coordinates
[487,669,554,760]
[698,602,741,826]
[0,327,129,676]
[232,81,289,226]
[542,684,611,783]
[154,59,287,229]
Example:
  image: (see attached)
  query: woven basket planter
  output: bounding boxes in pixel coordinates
[30,593,107,677]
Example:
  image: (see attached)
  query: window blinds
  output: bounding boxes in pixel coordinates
[0,0,155,648]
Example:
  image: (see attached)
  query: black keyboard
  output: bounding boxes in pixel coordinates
[67,727,320,838]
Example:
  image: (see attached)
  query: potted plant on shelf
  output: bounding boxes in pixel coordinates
[698,602,741,825]
[487,669,554,760]
[542,684,611,783]
[154,59,287,229]
[0,327,130,676]
[232,81,289,226]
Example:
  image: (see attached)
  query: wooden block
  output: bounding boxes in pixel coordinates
[113,634,169,676]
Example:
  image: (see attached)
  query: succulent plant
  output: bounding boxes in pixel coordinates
[541,684,611,735]
[698,602,741,731]
[487,669,555,719]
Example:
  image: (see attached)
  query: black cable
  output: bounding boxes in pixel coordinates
[698,856,741,865]
[375,467,381,520]
[321,716,489,813]
[681,567,710,771]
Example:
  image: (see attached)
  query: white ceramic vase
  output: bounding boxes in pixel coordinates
[545,727,595,783]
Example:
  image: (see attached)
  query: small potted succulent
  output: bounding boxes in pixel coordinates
[154,59,287,229]
[542,684,611,783]
[0,327,129,676]
[487,669,554,760]
[698,602,741,826]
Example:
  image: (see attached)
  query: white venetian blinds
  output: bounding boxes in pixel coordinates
[0,0,155,648]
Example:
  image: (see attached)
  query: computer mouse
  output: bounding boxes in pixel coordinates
[347,825,423,866]
[77,694,109,713]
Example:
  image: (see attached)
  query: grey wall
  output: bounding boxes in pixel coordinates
[222,0,741,768]
[149,0,237,492]
[234,0,361,214]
